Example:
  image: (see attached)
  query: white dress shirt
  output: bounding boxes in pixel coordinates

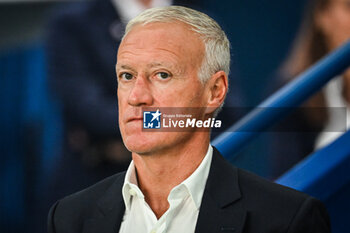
[112,0,173,24]
[119,145,213,233]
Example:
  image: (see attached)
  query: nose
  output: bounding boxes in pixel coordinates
[128,76,153,106]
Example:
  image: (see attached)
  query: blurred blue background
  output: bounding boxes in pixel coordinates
[0,0,308,232]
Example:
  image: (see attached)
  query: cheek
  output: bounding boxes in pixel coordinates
[151,87,178,106]
[117,89,127,127]
[117,87,128,108]
[155,92,196,107]
[153,82,204,107]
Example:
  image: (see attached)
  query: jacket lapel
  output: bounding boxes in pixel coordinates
[82,172,126,233]
[195,147,247,233]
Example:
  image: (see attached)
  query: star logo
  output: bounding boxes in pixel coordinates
[150,109,162,122]
[143,109,162,129]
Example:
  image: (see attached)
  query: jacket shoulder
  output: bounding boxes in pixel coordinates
[237,167,309,201]
[61,171,124,204]
[236,168,330,232]
[48,172,126,233]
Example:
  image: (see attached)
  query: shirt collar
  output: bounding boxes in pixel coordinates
[111,0,173,24]
[121,145,213,211]
[122,161,144,211]
[181,145,213,209]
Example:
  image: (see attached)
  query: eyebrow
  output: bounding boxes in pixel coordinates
[147,62,183,73]
[116,64,137,73]
[116,62,185,75]
[117,62,175,70]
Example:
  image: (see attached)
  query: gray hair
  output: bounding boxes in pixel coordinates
[123,6,231,84]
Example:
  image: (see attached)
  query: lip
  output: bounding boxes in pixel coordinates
[126,117,143,123]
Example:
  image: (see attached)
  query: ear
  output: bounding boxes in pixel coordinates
[205,71,228,115]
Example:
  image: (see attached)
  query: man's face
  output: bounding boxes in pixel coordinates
[116,21,209,154]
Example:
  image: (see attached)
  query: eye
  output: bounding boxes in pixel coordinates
[120,72,133,81]
[156,72,170,80]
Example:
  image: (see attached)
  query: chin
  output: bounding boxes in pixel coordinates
[122,132,165,155]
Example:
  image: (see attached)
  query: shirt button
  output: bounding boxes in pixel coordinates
[129,188,136,196]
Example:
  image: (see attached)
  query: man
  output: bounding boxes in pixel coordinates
[43,2,199,233]
[48,6,331,233]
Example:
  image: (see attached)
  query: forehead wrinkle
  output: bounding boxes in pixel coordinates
[118,50,140,57]
[118,48,186,73]
[118,45,182,62]
[147,61,177,69]
[120,46,181,58]
[154,47,182,58]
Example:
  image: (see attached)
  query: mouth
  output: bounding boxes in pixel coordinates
[126,117,143,123]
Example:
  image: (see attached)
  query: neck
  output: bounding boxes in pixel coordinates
[132,134,210,218]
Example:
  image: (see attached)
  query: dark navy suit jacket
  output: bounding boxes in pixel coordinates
[48,147,331,233]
